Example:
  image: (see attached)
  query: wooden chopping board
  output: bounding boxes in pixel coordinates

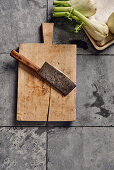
[17,23,76,121]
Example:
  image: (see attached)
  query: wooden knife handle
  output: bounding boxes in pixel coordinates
[10,50,40,72]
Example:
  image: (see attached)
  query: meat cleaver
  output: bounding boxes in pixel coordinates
[10,50,76,96]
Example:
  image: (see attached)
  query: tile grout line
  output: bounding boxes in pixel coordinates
[47,0,49,22]
[0,126,114,128]
[46,127,49,170]
[0,53,10,54]
[77,54,114,56]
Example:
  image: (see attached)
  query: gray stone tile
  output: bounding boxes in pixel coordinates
[0,54,46,126]
[0,127,46,170]
[47,127,114,170]
[75,54,114,126]
[48,0,114,54]
[47,54,114,126]
[0,0,47,53]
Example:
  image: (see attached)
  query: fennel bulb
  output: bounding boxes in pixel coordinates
[107,13,114,34]
[53,0,97,17]
[72,10,109,41]
[84,21,109,41]
[53,6,109,41]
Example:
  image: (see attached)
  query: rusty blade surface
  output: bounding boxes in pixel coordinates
[38,62,76,96]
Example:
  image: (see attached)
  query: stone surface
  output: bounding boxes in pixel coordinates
[0,54,17,125]
[1,1,114,170]
[47,127,114,170]
[0,0,114,126]
[0,54,46,126]
[48,54,114,126]
[0,0,47,125]
[0,127,46,170]
[0,0,47,53]
[48,0,114,55]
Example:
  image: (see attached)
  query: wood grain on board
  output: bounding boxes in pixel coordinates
[17,23,76,121]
